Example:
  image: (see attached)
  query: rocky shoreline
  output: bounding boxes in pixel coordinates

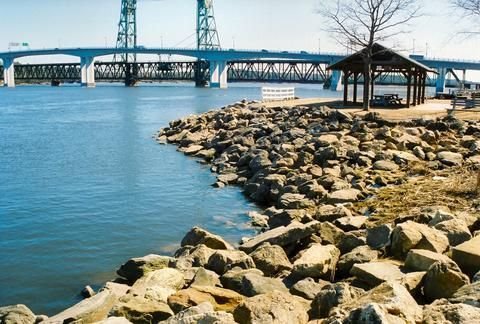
[2,101,480,323]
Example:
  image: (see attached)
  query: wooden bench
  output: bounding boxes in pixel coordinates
[371,94,403,107]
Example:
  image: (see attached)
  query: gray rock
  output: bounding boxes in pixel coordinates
[0,305,35,324]
[94,317,133,324]
[423,299,480,324]
[117,254,174,283]
[390,221,450,258]
[437,151,464,166]
[450,281,480,308]
[159,302,237,324]
[342,303,410,323]
[423,261,470,302]
[435,219,472,246]
[191,268,221,287]
[207,250,255,275]
[174,244,216,270]
[350,261,404,287]
[221,268,264,294]
[233,291,309,324]
[290,278,329,300]
[237,272,289,297]
[405,249,456,272]
[292,244,340,279]
[315,205,352,223]
[239,221,322,253]
[327,189,362,204]
[249,243,292,277]
[277,193,315,209]
[474,270,480,283]
[181,227,234,250]
[366,224,392,250]
[452,235,480,276]
[82,285,96,298]
[372,160,399,171]
[334,216,368,231]
[310,283,364,319]
[337,246,379,276]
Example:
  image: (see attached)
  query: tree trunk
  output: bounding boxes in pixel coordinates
[363,60,371,111]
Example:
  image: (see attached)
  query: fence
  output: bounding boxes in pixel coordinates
[451,93,480,109]
[262,87,295,101]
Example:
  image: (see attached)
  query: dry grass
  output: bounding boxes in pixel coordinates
[354,164,480,227]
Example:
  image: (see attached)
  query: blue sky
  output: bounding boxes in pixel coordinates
[1,0,479,63]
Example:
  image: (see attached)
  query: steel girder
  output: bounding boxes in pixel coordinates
[115,0,137,64]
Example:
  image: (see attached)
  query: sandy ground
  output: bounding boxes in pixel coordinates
[255,98,480,121]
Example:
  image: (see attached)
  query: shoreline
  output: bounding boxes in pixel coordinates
[2,99,480,323]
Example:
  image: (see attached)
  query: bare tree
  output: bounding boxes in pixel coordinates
[320,0,421,110]
[452,0,480,15]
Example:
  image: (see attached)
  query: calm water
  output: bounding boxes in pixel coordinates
[0,82,341,315]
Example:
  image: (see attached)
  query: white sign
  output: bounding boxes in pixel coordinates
[262,87,296,102]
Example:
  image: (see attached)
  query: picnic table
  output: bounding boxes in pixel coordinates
[371,93,403,107]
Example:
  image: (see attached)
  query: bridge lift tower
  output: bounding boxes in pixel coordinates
[195,0,221,86]
[115,0,138,86]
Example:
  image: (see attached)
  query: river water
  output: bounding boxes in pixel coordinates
[0,82,345,315]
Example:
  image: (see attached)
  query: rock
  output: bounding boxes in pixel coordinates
[435,219,472,246]
[428,209,456,226]
[217,173,239,184]
[310,283,364,319]
[423,261,470,301]
[390,221,449,258]
[290,278,329,300]
[249,155,272,172]
[350,261,404,287]
[326,282,422,324]
[247,211,269,228]
[239,221,322,253]
[399,271,426,297]
[366,224,392,250]
[191,267,221,287]
[195,148,216,160]
[206,250,255,275]
[49,290,118,324]
[117,254,174,283]
[334,216,368,231]
[450,281,480,308]
[181,227,234,250]
[239,273,289,297]
[221,268,264,293]
[127,268,185,303]
[277,193,315,209]
[405,249,456,272]
[372,160,399,171]
[316,222,345,246]
[249,243,292,277]
[82,285,96,298]
[181,144,204,155]
[423,299,480,324]
[160,302,236,324]
[110,297,174,323]
[327,189,362,204]
[233,291,309,324]
[102,282,130,298]
[342,303,411,323]
[174,244,216,269]
[167,285,244,313]
[292,244,340,279]
[392,150,420,164]
[437,151,464,166]
[337,246,379,276]
[338,232,366,254]
[475,270,480,283]
[452,235,480,276]
[0,305,35,324]
[315,205,352,223]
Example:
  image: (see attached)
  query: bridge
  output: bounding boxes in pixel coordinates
[1,0,480,93]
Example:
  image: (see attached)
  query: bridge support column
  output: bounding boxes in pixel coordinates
[3,58,15,87]
[436,67,447,94]
[80,56,96,87]
[329,70,343,91]
[209,60,228,88]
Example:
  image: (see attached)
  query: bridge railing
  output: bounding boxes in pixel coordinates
[262,87,295,101]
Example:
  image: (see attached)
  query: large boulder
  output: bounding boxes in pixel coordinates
[173,244,216,270]
[49,290,119,324]
[337,245,379,276]
[292,244,340,279]
[437,151,464,166]
[167,285,244,313]
[181,227,234,250]
[110,297,174,323]
[326,282,422,324]
[423,299,480,324]
[434,219,472,246]
[390,221,449,258]
[327,189,362,204]
[333,216,368,232]
[206,250,255,275]
[423,260,470,301]
[249,243,292,277]
[404,249,455,272]
[239,221,322,253]
[233,291,309,324]
[160,302,236,324]
[190,267,221,287]
[290,278,329,300]
[452,235,480,276]
[117,254,174,283]
[350,261,404,287]
[310,283,364,319]
[277,193,315,209]
[450,281,480,308]
[366,224,392,250]
[373,160,400,171]
[0,305,35,324]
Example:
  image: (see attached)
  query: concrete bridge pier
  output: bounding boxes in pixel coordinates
[3,58,15,87]
[329,70,343,91]
[209,60,228,88]
[80,56,96,87]
[436,67,447,94]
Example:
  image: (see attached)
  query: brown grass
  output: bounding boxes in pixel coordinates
[354,165,480,227]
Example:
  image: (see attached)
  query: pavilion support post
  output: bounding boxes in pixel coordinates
[421,73,426,104]
[353,72,358,104]
[417,73,422,105]
[412,71,418,107]
[343,70,349,106]
[370,71,375,100]
[406,72,412,108]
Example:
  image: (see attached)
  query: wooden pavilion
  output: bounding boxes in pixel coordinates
[327,43,437,108]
